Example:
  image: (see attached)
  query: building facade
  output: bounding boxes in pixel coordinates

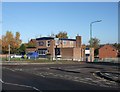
[99,44,118,59]
[27,36,94,61]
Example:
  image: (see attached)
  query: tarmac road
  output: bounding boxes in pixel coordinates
[1,63,120,92]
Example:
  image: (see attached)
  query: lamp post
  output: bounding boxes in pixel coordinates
[90,20,102,62]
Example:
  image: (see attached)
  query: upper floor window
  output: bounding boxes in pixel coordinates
[70,41,73,45]
[38,41,44,46]
[47,40,50,47]
[63,40,67,45]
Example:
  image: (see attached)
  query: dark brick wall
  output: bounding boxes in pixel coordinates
[99,45,118,59]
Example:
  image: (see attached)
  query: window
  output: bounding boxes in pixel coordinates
[46,40,50,47]
[38,41,44,46]
[63,40,67,45]
[47,41,50,47]
[38,49,47,55]
[70,41,73,45]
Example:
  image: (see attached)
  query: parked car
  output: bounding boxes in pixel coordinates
[10,54,22,58]
[27,52,39,59]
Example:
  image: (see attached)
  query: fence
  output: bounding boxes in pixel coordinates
[1,54,119,63]
[98,58,119,63]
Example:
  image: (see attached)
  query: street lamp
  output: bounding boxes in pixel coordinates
[90,20,102,62]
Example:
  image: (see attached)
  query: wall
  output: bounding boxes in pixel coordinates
[57,40,76,48]
[61,48,73,59]
[76,36,81,48]
[73,48,81,61]
[36,40,48,49]
[88,48,94,62]
[26,48,36,53]
[99,45,118,59]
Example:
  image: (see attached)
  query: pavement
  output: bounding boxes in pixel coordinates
[1,62,120,91]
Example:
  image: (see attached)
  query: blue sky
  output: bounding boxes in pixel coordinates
[2,2,118,44]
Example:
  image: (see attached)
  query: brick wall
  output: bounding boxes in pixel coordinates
[73,48,81,61]
[99,45,118,59]
[61,48,73,59]
[26,48,37,52]
[76,36,81,48]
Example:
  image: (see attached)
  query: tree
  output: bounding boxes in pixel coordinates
[0,38,1,45]
[12,32,22,53]
[88,37,100,56]
[18,44,26,55]
[2,31,14,53]
[89,37,100,49]
[0,39,2,54]
[2,31,22,54]
[113,43,120,57]
[15,32,22,48]
[56,31,68,38]
[113,43,120,51]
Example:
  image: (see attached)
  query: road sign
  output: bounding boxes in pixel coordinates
[85,48,90,55]
[54,38,59,46]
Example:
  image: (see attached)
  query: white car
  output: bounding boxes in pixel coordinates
[10,55,22,58]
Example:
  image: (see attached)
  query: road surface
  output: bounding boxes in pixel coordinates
[1,63,119,92]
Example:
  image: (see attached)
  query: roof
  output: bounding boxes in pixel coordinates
[36,37,54,40]
[36,37,76,41]
[31,39,36,41]
[30,39,36,43]
[26,47,36,48]
[59,38,76,41]
[100,44,118,50]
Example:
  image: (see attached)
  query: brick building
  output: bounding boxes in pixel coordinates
[26,39,37,53]
[27,36,94,61]
[99,44,118,59]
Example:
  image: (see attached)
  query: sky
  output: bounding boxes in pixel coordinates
[2,2,118,44]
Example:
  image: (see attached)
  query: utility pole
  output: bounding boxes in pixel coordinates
[8,44,10,61]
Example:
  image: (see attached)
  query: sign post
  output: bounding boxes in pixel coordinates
[85,48,90,62]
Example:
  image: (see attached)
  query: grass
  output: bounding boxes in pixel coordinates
[2,57,27,61]
[2,57,84,64]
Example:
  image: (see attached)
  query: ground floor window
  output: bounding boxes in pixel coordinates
[38,49,47,55]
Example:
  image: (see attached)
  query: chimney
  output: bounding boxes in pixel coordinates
[76,35,82,48]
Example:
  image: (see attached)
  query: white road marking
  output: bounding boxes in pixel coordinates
[4,82,40,91]
[3,67,15,72]
[0,79,4,83]
[2,67,41,91]
[0,78,40,91]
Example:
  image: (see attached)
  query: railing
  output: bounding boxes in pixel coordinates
[94,57,119,63]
